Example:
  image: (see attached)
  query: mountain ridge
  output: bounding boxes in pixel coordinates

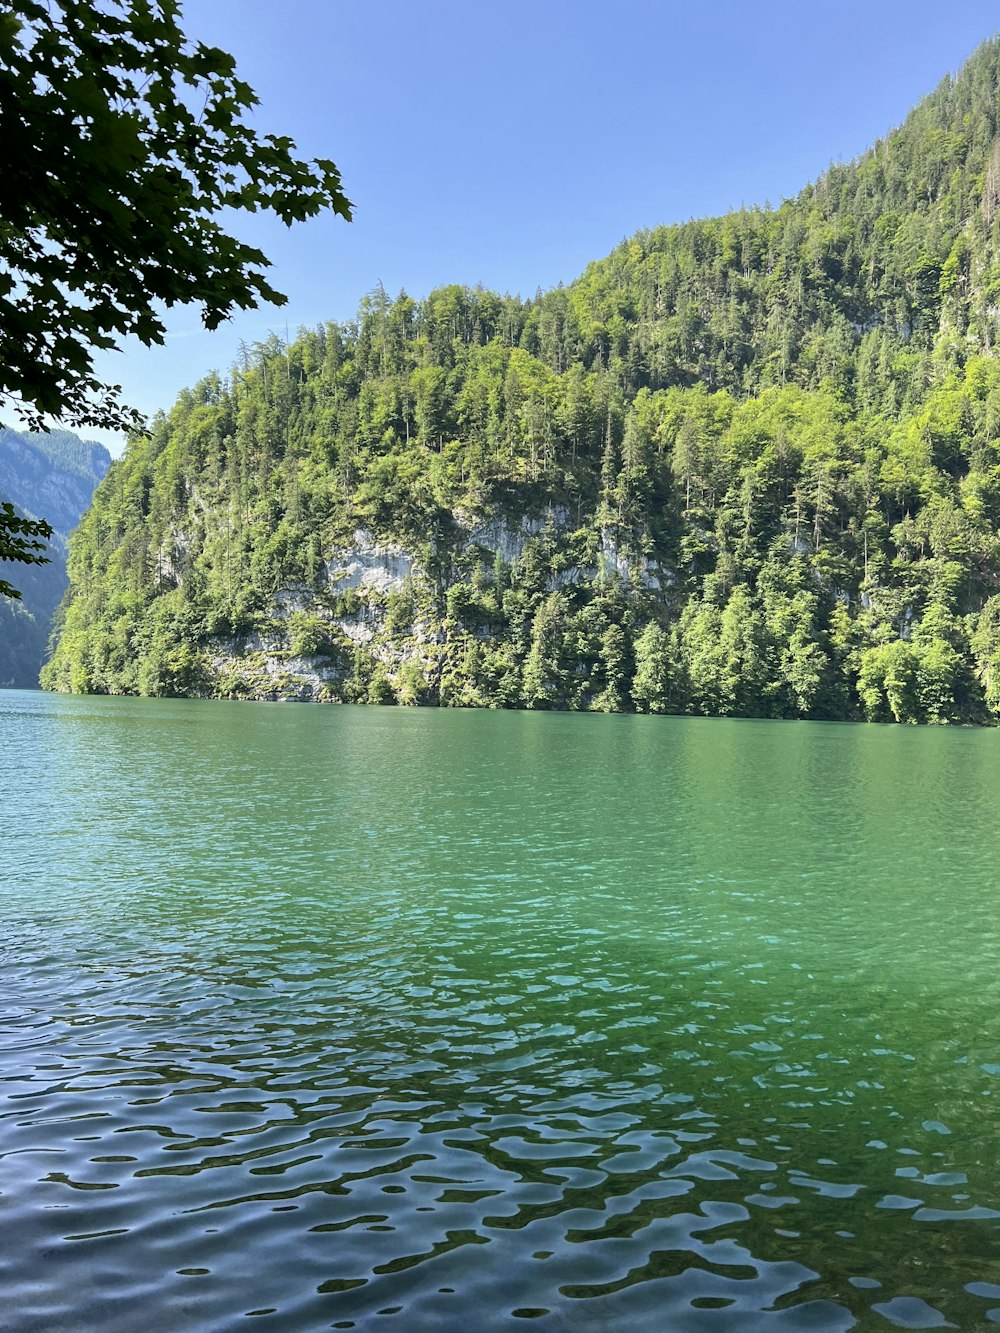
[1,428,111,687]
[42,38,1000,723]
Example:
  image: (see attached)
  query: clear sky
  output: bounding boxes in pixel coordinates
[87,0,999,455]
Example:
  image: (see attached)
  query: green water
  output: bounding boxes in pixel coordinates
[2,691,999,1331]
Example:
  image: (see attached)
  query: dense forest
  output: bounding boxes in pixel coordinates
[42,40,1000,722]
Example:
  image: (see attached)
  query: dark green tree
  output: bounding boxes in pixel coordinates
[0,0,352,434]
[0,503,52,599]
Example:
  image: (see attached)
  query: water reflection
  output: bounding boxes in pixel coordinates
[2,695,1000,1329]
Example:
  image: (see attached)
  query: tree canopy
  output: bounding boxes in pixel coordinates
[0,0,352,434]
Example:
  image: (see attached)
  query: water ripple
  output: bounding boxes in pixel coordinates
[2,696,1000,1329]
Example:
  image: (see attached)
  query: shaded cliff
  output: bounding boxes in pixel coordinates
[1,428,111,687]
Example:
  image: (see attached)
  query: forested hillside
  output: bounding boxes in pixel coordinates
[43,40,1000,722]
[0,428,110,687]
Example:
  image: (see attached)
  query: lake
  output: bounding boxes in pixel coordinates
[2,691,999,1330]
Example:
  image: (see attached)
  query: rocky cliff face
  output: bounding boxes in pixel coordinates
[0,428,111,688]
[199,516,652,703]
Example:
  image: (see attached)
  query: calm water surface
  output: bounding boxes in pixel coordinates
[2,692,1000,1331]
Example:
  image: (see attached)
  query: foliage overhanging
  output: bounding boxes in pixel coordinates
[0,0,352,433]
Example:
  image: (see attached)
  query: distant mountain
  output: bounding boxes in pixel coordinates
[40,39,1000,723]
[0,428,111,687]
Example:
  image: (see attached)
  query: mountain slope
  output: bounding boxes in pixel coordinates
[1,428,111,687]
[43,39,1000,723]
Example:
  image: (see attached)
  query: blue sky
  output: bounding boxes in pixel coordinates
[89,0,999,454]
